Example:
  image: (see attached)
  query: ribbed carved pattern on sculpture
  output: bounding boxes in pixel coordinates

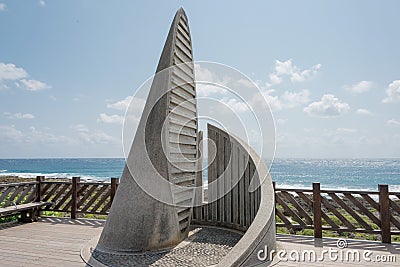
[168,13,197,233]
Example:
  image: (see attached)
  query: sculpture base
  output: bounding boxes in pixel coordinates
[81,226,242,267]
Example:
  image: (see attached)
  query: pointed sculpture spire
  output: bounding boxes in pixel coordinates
[96,8,198,252]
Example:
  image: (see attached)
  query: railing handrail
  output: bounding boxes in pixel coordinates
[0,181,38,188]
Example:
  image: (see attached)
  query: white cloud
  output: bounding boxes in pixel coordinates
[269,59,321,84]
[0,125,71,144]
[0,3,6,11]
[236,78,255,88]
[194,64,231,96]
[27,126,71,144]
[107,96,145,112]
[252,89,310,111]
[0,62,51,92]
[304,94,350,117]
[0,125,23,141]
[356,108,372,116]
[281,89,310,108]
[97,113,124,124]
[197,84,228,97]
[220,97,249,113]
[0,63,28,80]
[195,63,221,82]
[4,112,35,119]
[382,80,400,103]
[345,81,373,93]
[269,73,282,84]
[19,79,51,91]
[71,124,119,144]
[39,0,46,6]
[387,119,400,126]
[254,89,283,111]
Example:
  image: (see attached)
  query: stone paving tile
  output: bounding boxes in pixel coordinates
[93,227,242,266]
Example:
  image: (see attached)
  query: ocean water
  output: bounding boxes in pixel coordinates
[270,158,400,192]
[0,158,399,191]
[0,158,125,182]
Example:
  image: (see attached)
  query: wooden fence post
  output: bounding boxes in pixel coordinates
[379,184,391,243]
[71,177,80,219]
[36,176,45,202]
[110,178,118,204]
[313,183,322,238]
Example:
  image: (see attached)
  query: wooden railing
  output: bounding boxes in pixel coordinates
[0,176,119,219]
[1,177,400,243]
[274,182,400,243]
[0,181,39,208]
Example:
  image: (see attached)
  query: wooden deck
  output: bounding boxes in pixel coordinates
[0,217,399,266]
[0,217,104,267]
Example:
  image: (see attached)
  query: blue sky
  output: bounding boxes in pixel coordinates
[0,0,399,158]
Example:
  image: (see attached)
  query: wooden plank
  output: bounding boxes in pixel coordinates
[275,207,292,225]
[281,191,313,225]
[296,192,313,207]
[91,191,111,213]
[321,189,379,195]
[35,176,45,202]
[25,185,38,203]
[40,183,53,198]
[320,195,355,229]
[329,193,373,230]
[275,193,306,226]
[389,198,400,215]
[344,193,381,227]
[77,185,97,207]
[53,186,72,210]
[0,182,37,188]
[42,184,61,202]
[15,184,34,205]
[320,211,340,229]
[298,191,338,228]
[379,184,391,243]
[80,185,108,213]
[110,178,118,204]
[71,177,80,219]
[360,193,380,210]
[312,183,322,238]
[48,184,71,209]
[389,214,400,230]
[3,185,25,207]
[0,202,48,215]
[0,186,14,204]
[100,200,112,214]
